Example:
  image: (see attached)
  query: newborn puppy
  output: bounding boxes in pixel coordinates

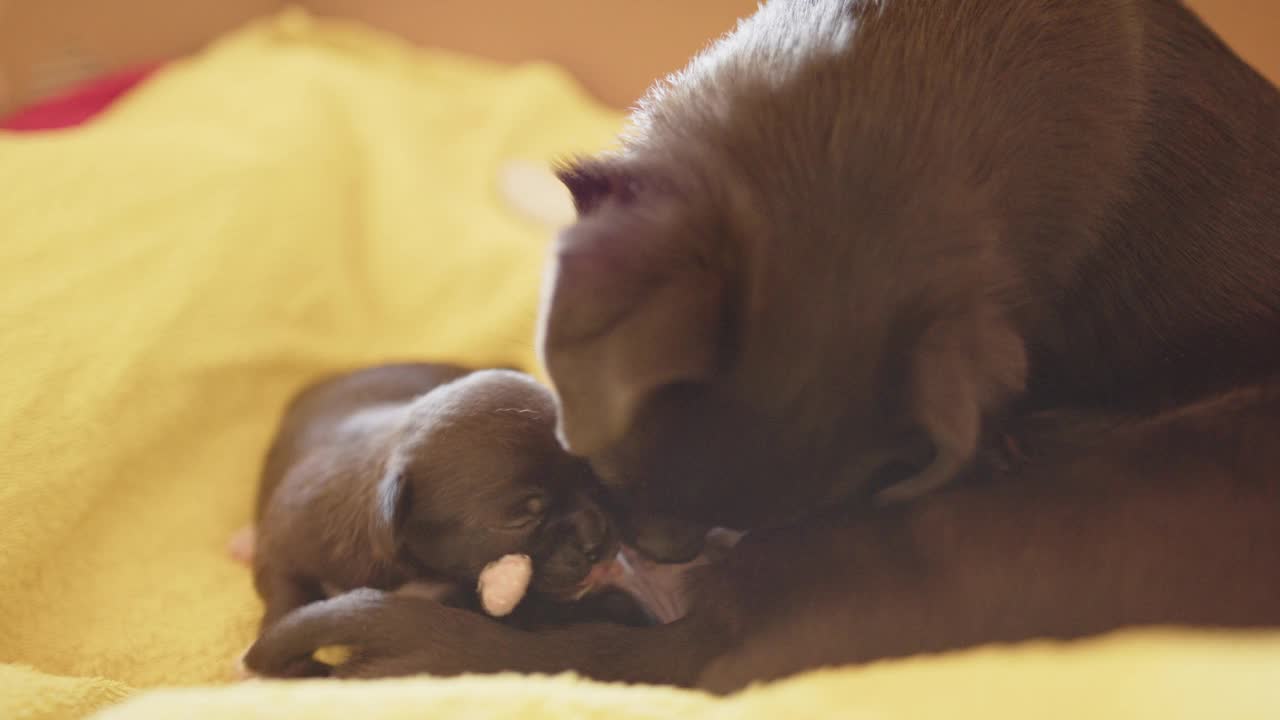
[251,363,618,630]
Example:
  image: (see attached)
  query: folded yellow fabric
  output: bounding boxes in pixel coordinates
[90,632,1280,720]
[1,8,1277,720]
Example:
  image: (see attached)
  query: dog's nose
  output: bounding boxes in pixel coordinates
[572,503,610,563]
[580,535,603,563]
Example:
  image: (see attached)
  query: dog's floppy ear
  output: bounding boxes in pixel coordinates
[555,157,623,216]
[876,304,1027,503]
[370,455,413,561]
[538,199,726,456]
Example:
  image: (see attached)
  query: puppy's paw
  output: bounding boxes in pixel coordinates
[477,553,532,617]
[227,526,256,565]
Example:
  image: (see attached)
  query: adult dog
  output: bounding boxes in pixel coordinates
[246,0,1280,692]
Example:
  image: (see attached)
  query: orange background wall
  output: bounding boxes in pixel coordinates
[1,1,1276,113]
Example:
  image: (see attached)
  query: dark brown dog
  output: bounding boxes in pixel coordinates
[245,0,1280,690]
[249,363,621,631]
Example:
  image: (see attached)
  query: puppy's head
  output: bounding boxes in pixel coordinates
[373,370,617,598]
[538,3,1029,561]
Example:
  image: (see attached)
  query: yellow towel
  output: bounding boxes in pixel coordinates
[0,8,1277,720]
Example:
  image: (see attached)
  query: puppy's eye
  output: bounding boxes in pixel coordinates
[505,495,547,529]
[524,495,547,517]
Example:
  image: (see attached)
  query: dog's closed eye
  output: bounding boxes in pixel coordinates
[504,495,548,529]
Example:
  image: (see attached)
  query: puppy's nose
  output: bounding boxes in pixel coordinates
[573,504,610,563]
[580,537,603,563]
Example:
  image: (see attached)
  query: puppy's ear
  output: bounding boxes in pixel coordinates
[876,305,1027,503]
[538,201,726,456]
[370,458,412,561]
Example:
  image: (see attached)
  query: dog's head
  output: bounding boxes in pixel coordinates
[373,370,617,598]
[537,2,1030,561]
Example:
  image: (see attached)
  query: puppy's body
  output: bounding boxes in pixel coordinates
[253,363,466,618]
[247,0,1280,690]
[252,363,618,630]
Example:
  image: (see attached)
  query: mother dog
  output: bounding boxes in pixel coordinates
[246,0,1280,692]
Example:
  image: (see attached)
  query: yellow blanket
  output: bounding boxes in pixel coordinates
[0,9,1277,720]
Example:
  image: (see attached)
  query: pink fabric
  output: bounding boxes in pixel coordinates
[1,64,162,132]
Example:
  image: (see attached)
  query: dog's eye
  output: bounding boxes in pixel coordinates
[524,495,547,517]
[505,495,547,528]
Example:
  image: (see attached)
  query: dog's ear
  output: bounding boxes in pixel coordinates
[538,199,726,456]
[555,158,624,216]
[876,304,1027,503]
[370,457,413,561]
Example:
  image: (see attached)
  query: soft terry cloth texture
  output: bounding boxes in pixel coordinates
[0,8,1278,720]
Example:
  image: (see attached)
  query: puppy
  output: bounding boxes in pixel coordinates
[245,0,1280,691]
[249,363,620,631]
